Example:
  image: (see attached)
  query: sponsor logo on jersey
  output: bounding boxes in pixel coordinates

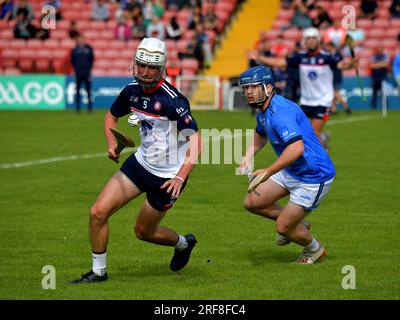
[308,71,318,80]
[154,101,162,111]
[184,115,193,123]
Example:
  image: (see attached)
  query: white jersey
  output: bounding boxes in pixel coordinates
[110,79,198,178]
[287,50,341,107]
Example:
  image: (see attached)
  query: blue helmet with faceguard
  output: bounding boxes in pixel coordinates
[239,66,275,108]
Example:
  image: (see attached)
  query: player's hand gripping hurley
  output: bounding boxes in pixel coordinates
[109,128,135,163]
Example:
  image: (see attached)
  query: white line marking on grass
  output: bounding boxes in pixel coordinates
[0,115,384,170]
[0,149,134,169]
[326,115,382,126]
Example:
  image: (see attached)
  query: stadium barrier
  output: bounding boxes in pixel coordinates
[0,75,399,110]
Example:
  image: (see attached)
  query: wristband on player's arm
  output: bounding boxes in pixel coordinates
[175,175,185,183]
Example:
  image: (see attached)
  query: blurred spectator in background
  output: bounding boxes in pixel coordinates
[390,0,400,18]
[130,2,142,21]
[188,4,203,30]
[92,0,109,21]
[195,23,212,68]
[0,0,14,20]
[248,40,274,68]
[286,41,301,103]
[204,3,218,34]
[115,15,132,41]
[325,42,351,115]
[179,36,203,68]
[71,34,94,113]
[253,30,268,50]
[166,59,182,87]
[13,11,36,39]
[312,5,333,30]
[166,0,183,10]
[35,13,50,39]
[146,15,165,40]
[290,2,313,29]
[393,40,400,88]
[132,14,146,39]
[116,0,137,21]
[68,19,80,39]
[322,20,347,48]
[166,15,183,40]
[271,34,290,58]
[13,0,34,21]
[370,47,390,109]
[281,0,293,9]
[360,0,378,19]
[151,0,164,19]
[300,0,316,10]
[45,0,62,20]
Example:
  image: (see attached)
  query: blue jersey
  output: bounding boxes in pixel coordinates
[255,94,336,183]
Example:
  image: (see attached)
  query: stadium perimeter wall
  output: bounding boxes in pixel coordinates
[0,75,399,110]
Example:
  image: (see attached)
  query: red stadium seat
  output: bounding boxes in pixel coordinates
[55,20,71,31]
[277,9,293,21]
[373,19,390,28]
[366,29,385,39]
[92,68,108,76]
[27,39,42,48]
[35,59,51,72]
[43,39,59,49]
[19,59,34,72]
[390,19,400,28]
[3,67,21,75]
[283,29,301,41]
[1,49,19,68]
[181,58,199,72]
[90,21,107,31]
[1,29,13,39]
[10,40,27,49]
[100,30,114,40]
[60,39,75,49]
[51,29,68,40]
[356,19,372,29]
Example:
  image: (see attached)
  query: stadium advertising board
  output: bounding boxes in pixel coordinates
[65,76,131,109]
[341,77,399,109]
[0,75,65,110]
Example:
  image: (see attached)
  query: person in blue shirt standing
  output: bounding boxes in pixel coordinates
[71,34,94,113]
[238,66,336,264]
[370,47,390,109]
[393,40,400,90]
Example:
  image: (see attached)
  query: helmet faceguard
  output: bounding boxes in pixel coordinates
[239,66,275,109]
[303,27,321,51]
[241,82,268,108]
[132,38,167,91]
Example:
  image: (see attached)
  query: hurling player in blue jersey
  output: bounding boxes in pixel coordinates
[248,27,357,150]
[72,38,202,284]
[238,66,336,264]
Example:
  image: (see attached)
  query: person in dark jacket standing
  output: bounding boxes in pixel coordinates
[71,35,94,113]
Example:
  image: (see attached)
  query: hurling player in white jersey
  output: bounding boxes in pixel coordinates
[72,38,202,284]
[248,27,358,150]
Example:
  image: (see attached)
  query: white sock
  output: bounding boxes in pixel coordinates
[174,235,188,251]
[92,251,107,276]
[305,238,319,252]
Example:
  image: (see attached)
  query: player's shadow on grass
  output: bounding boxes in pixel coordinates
[115,263,206,278]
[246,248,296,265]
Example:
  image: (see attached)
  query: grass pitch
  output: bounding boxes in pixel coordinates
[0,109,399,299]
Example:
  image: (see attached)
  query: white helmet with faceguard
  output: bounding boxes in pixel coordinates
[133,37,167,90]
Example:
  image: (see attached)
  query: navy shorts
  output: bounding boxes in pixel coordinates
[300,105,330,121]
[120,154,187,211]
